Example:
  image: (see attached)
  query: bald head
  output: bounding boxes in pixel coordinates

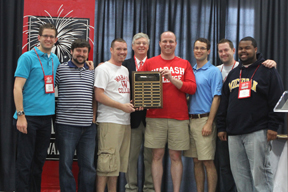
[160,31,177,42]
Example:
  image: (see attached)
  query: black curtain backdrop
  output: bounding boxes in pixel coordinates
[0,0,24,191]
[1,0,287,191]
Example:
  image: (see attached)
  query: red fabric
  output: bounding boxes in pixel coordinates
[23,0,95,60]
[41,161,79,191]
[140,55,196,120]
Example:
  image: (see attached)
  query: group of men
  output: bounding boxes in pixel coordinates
[13,23,284,192]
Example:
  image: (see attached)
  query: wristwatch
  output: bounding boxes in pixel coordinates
[17,111,25,116]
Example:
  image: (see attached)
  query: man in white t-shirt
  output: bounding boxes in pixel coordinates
[94,38,135,192]
[215,38,276,192]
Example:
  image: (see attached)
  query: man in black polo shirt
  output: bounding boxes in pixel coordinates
[55,39,96,192]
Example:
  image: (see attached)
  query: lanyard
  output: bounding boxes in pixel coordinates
[239,64,260,83]
[33,48,54,78]
[221,60,236,73]
[134,56,145,71]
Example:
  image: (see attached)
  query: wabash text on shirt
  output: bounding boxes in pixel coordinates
[115,75,130,93]
[151,66,185,83]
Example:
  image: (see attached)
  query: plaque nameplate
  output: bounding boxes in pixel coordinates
[132,71,163,108]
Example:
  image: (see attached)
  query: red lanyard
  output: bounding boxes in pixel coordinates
[221,60,236,73]
[239,64,260,83]
[33,48,54,78]
[134,56,145,71]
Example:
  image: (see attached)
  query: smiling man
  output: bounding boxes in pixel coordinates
[140,31,197,192]
[94,38,135,192]
[217,36,284,192]
[184,38,222,192]
[215,38,277,192]
[13,23,60,192]
[122,33,154,192]
[55,39,96,192]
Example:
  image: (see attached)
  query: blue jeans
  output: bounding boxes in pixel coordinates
[55,123,96,192]
[215,137,237,192]
[228,130,273,192]
[14,116,52,192]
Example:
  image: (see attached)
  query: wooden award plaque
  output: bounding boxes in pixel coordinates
[132,71,163,108]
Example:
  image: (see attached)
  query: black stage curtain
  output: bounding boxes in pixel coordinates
[0,0,24,191]
[93,0,288,192]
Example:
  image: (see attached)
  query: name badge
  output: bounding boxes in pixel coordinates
[238,81,251,99]
[44,75,55,94]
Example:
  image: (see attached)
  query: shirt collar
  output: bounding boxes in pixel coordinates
[34,47,46,57]
[135,56,147,65]
[68,60,89,69]
[193,61,212,70]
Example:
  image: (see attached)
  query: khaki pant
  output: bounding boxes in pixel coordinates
[125,122,154,192]
[183,117,216,160]
[96,123,131,176]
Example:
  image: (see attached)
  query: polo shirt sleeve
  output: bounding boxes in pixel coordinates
[210,68,223,97]
[15,53,31,79]
[94,65,109,90]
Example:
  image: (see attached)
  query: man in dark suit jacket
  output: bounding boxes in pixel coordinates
[123,32,154,192]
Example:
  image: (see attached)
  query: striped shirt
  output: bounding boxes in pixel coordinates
[55,61,94,126]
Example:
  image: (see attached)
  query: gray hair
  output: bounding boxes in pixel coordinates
[132,32,150,45]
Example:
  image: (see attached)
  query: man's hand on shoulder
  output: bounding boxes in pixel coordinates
[262,59,277,68]
[267,130,277,141]
[86,60,94,70]
[218,131,227,141]
[17,115,28,134]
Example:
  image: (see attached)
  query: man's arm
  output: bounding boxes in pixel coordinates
[160,68,183,89]
[92,93,97,123]
[13,77,28,134]
[202,95,221,136]
[95,87,135,113]
[159,63,197,95]
[267,69,284,141]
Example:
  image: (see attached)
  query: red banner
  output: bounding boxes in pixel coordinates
[22,0,95,191]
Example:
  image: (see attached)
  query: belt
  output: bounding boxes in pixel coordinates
[189,113,210,119]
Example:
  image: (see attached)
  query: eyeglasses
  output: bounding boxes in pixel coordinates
[135,42,148,46]
[194,47,207,51]
[41,35,56,39]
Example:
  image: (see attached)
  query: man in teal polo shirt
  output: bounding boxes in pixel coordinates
[184,38,222,192]
[13,23,60,192]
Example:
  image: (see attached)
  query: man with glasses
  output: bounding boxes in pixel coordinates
[123,33,154,192]
[140,31,196,192]
[184,38,222,192]
[13,23,60,192]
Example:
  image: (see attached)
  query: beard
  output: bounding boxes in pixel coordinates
[72,56,86,65]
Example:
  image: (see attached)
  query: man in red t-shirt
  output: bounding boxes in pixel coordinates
[140,31,196,192]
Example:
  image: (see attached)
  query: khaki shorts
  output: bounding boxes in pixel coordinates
[183,117,216,160]
[96,123,131,176]
[144,118,189,150]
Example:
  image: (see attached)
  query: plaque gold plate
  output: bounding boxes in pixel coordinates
[132,71,163,108]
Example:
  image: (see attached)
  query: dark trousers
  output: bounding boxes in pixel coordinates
[14,116,52,192]
[215,137,237,192]
[55,123,97,192]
